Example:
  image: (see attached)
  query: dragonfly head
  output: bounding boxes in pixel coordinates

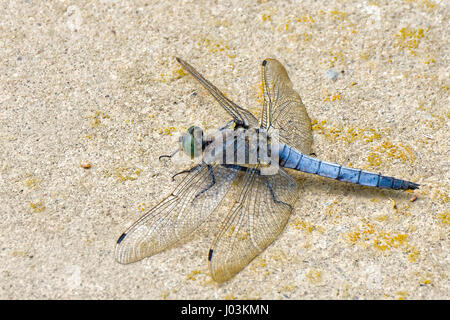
[179,126,204,159]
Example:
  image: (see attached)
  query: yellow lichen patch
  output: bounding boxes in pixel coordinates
[89,110,110,128]
[329,9,347,21]
[104,167,142,182]
[276,20,294,33]
[396,291,409,300]
[29,201,45,213]
[325,200,342,223]
[11,251,28,257]
[278,284,296,293]
[347,221,419,262]
[261,13,272,23]
[311,119,382,144]
[158,67,190,83]
[159,126,176,136]
[431,188,449,204]
[186,269,202,281]
[160,291,169,299]
[437,212,450,226]
[403,0,436,10]
[137,202,147,212]
[327,50,344,67]
[197,38,231,54]
[306,269,322,284]
[367,140,415,168]
[373,232,407,251]
[393,27,426,55]
[253,82,264,107]
[25,175,42,189]
[347,231,360,243]
[407,246,420,263]
[297,15,315,28]
[322,92,342,102]
[292,218,315,233]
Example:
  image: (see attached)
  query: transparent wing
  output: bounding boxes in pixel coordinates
[208,166,298,282]
[261,59,313,155]
[177,57,259,128]
[115,163,239,264]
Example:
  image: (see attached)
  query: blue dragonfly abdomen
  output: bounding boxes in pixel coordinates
[278,144,419,190]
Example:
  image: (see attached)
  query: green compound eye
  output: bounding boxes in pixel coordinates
[180,126,203,159]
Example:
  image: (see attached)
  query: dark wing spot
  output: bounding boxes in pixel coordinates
[117,233,127,244]
[262,60,267,66]
[208,249,214,261]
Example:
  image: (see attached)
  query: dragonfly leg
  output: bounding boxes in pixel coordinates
[194,165,216,198]
[171,163,202,181]
[221,164,293,209]
[264,178,293,209]
[159,148,180,161]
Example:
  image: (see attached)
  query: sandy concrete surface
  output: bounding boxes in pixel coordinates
[0,0,448,299]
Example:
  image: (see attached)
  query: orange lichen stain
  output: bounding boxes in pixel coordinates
[306,269,322,284]
[29,201,45,213]
[437,212,450,226]
[393,27,425,55]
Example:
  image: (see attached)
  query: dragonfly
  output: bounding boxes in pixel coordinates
[115,57,419,282]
